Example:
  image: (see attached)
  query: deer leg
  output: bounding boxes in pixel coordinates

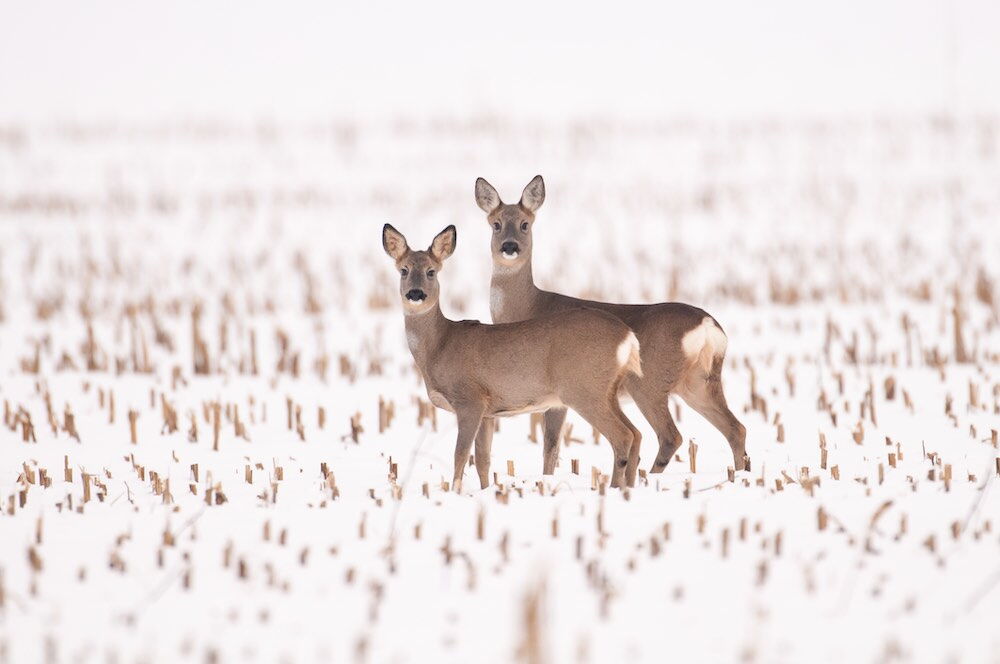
[630,384,683,473]
[474,416,495,489]
[452,404,486,493]
[541,407,567,474]
[615,401,643,487]
[566,400,635,489]
[677,364,749,472]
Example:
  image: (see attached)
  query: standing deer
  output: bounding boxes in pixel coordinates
[475,175,748,481]
[382,223,644,490]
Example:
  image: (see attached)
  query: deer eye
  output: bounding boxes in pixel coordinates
[400,267,409,277]
[493,222,500,231]
[520,222,529,232]
[426,269,435,278]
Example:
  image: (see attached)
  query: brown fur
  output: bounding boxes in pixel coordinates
[383,223,643,491]
[475,177,749,476]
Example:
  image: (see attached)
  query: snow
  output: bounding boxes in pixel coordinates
[0,116,999,663]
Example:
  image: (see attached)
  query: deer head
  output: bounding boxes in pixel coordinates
[474,175,544,271]
[382,223,457,315]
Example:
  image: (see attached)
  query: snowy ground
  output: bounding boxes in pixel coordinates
[1,116,999,663]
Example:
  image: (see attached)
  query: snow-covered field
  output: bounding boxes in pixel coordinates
[1,116,999,662]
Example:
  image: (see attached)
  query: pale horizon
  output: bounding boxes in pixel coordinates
[2,0,999,121]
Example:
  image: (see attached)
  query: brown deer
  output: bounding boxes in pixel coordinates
[382,223,643,490]
[475,176,748,478]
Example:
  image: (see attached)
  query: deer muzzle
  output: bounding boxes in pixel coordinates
[500,241,520,259]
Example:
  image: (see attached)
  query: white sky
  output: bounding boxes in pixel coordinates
[1,0,999,120]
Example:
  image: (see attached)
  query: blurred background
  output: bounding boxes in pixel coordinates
[3,0,999,120]
[0,0,998,355]
[2,2,1000,663]
[2,0,999,378]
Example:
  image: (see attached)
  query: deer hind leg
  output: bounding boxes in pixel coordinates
[566,398,635,489]
[608,377,642,486]
[541,407,567,475]
[629,381,683,473]
[474,416,495,489]
[615,401,643,488]
[452,403,486,493]
[676,360,749,472]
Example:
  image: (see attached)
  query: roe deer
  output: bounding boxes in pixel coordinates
[382,223,643,490]
[475,175,748,482]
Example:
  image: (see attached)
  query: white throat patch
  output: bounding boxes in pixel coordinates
[405,330,420,354]
[489,286,504,316]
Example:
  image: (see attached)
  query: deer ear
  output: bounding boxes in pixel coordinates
[429,225,457,262]
[382,223,409,261]
[475,178,501,214]
[519,175,545,212]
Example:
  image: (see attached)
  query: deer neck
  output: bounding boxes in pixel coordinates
[490,259,540,322]
[403,302,449,369]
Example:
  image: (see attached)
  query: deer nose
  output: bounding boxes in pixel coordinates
[405,289,427,302]
[500,241,519,256]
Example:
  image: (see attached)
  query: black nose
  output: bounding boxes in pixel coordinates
[500,241,520,254]
[405,289,427,302]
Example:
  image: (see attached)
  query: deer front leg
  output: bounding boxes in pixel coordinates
[541,407,567,474]
[452,403,486,493]
[630,385,682,473]
[474,417,495,489]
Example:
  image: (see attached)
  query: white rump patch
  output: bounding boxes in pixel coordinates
[617,331,643,376]
[681,317,728,372]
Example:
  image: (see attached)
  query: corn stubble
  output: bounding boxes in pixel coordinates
[0,117,998,663]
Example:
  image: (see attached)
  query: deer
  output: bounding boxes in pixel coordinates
[474,175,748,483]
[382,222,644,491]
